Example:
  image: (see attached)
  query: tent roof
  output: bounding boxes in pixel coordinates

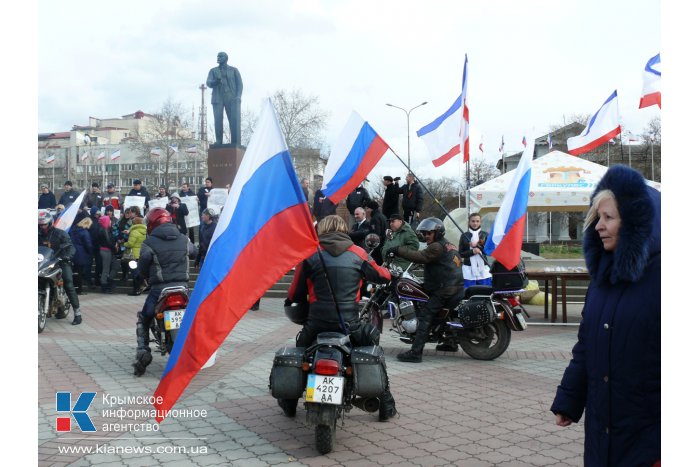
[469,151,661,213]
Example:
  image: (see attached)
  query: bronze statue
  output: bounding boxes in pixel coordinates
[207,52,243,146]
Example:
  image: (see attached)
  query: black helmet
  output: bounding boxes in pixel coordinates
[284,303,309,325]
[416,217,445,240]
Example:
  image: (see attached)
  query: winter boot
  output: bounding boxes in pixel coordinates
[397,349,422,363]
[132,312,152,376]
[378,390,397,422]
[71,308,82,325]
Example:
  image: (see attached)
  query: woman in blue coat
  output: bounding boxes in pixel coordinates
[551,165,660,466]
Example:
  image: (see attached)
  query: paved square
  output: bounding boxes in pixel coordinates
[39,292,584,466]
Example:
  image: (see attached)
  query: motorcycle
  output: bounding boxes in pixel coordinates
[359,255,528,360]
[38,246,72,333]
[129,261,189,356]
[270,308,388,454]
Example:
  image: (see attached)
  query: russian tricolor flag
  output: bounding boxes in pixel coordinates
[484,136,533,270]
[153,98,319,421]
[321,112,389,204]
[566,90,621,156]
[639,53,661,109]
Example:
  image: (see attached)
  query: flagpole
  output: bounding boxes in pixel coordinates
[651,139,655,181]
[466,159,471,214]
[607,142,610,167]
[387,146,465,235]
[628,136,632,167]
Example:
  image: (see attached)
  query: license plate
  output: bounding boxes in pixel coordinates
[305,375,344,405]
[164,310,185,330]
[516,312,528,330]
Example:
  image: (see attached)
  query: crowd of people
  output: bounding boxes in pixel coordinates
[37,177,226,324]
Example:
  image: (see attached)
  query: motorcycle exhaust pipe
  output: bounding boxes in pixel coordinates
[352,397,380,413]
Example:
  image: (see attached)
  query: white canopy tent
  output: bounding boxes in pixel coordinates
[468,151,661,213]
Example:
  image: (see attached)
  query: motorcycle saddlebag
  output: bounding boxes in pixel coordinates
[270,347,306,399]
[350,346,387,398]
[456,296,496,328]
[490,260,529,291]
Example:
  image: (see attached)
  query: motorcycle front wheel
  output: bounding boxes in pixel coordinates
[38,293,47,334]
[315,420,337,454]
[459,319,511,360]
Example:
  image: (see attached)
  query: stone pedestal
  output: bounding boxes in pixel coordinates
[552,212,571,241]
[207,145,246,186]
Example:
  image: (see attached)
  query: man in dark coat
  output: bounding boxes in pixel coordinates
[381,176,401,217]
[312,189,337,222]
[133,208,195,376]
[38,184,57,209]
[38,211,82,324]
[165,194,190,235]
[197,177,214,214]
[400,173,424,224]
[346,184,370,221]
[348,207,371,247]
[365,200,387,265]
[58,181,79,209]
[551,165,661,467]
[195,208,218,268]
[387,217,463,361]
[127,179,150,208]
[84,182,104,208]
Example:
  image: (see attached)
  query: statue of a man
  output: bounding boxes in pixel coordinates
[207,51,243,146]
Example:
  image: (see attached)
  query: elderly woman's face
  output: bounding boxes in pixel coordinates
[595,198,621,251]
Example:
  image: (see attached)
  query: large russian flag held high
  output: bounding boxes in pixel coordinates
[152,99,319,421]
[321,112,389,204]
[566,90,621,156]
[639,53,661,109]
[484,137,533,270]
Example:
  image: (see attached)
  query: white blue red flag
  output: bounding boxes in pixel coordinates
[54,190,87,233]
[484,137,533,270]
[150,147,162,157]
[109,149,121,161]
[152,98,319,421]
[321,111,389,204]
[81,151,89,161]
[566,90,621,156]
[521,136,527,147]
[417,96,460,167]
[639,53,661,109]
[186,145,198,154]
[459,54,469,163]
[46,154,55,164]
[169,144,179,153]
[96,151,105,161]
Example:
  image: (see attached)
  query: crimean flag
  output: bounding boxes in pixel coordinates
[152,98,319,421]
[566,90,621,156]
[417,96,461,167]
[521,136,527,147]
[150,147,162,157]
[96,151,106,161]
[186,145,198,154]
[459,54,469,163]
[81,151,89,161]
[640,53,661,109]
[109,149,121,161]
[484,135,533,270]
[320,112,389,204]
[46,154,56,164]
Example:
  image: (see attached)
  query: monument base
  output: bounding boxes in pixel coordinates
[207,145,246,186]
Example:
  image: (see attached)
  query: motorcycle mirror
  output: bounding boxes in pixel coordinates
[128,260,138,270]
[364,233,380,249]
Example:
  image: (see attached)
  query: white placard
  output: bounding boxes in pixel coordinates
[148,197,168,210]
[182,196,200,228]
[123,196,146,212]
[207,188,228,216]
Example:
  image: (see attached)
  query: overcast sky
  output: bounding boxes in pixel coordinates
[38,0,660,181]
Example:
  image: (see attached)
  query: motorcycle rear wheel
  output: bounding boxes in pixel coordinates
[315,421,336,454]
[38,294,47,334]
[459,319,511,360]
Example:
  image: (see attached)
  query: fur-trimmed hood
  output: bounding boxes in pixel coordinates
[584,165,661,284]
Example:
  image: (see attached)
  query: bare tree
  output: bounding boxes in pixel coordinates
[128,99,195,193]
[643,116,661,144]
[240,89,329,182]
[465,159,500,188]
[420,177,461,218]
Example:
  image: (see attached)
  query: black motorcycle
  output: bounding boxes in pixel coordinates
[359,256,528,360]
[270,306,387,454]
[38,246,71,333]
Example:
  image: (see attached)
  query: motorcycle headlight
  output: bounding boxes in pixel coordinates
[38,254,44,263]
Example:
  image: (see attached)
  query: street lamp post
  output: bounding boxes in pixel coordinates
[386,101,428,171]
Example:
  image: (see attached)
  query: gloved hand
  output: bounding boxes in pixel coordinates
[386,247,399,257]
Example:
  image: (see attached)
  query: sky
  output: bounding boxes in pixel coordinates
[37,0,661,183]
